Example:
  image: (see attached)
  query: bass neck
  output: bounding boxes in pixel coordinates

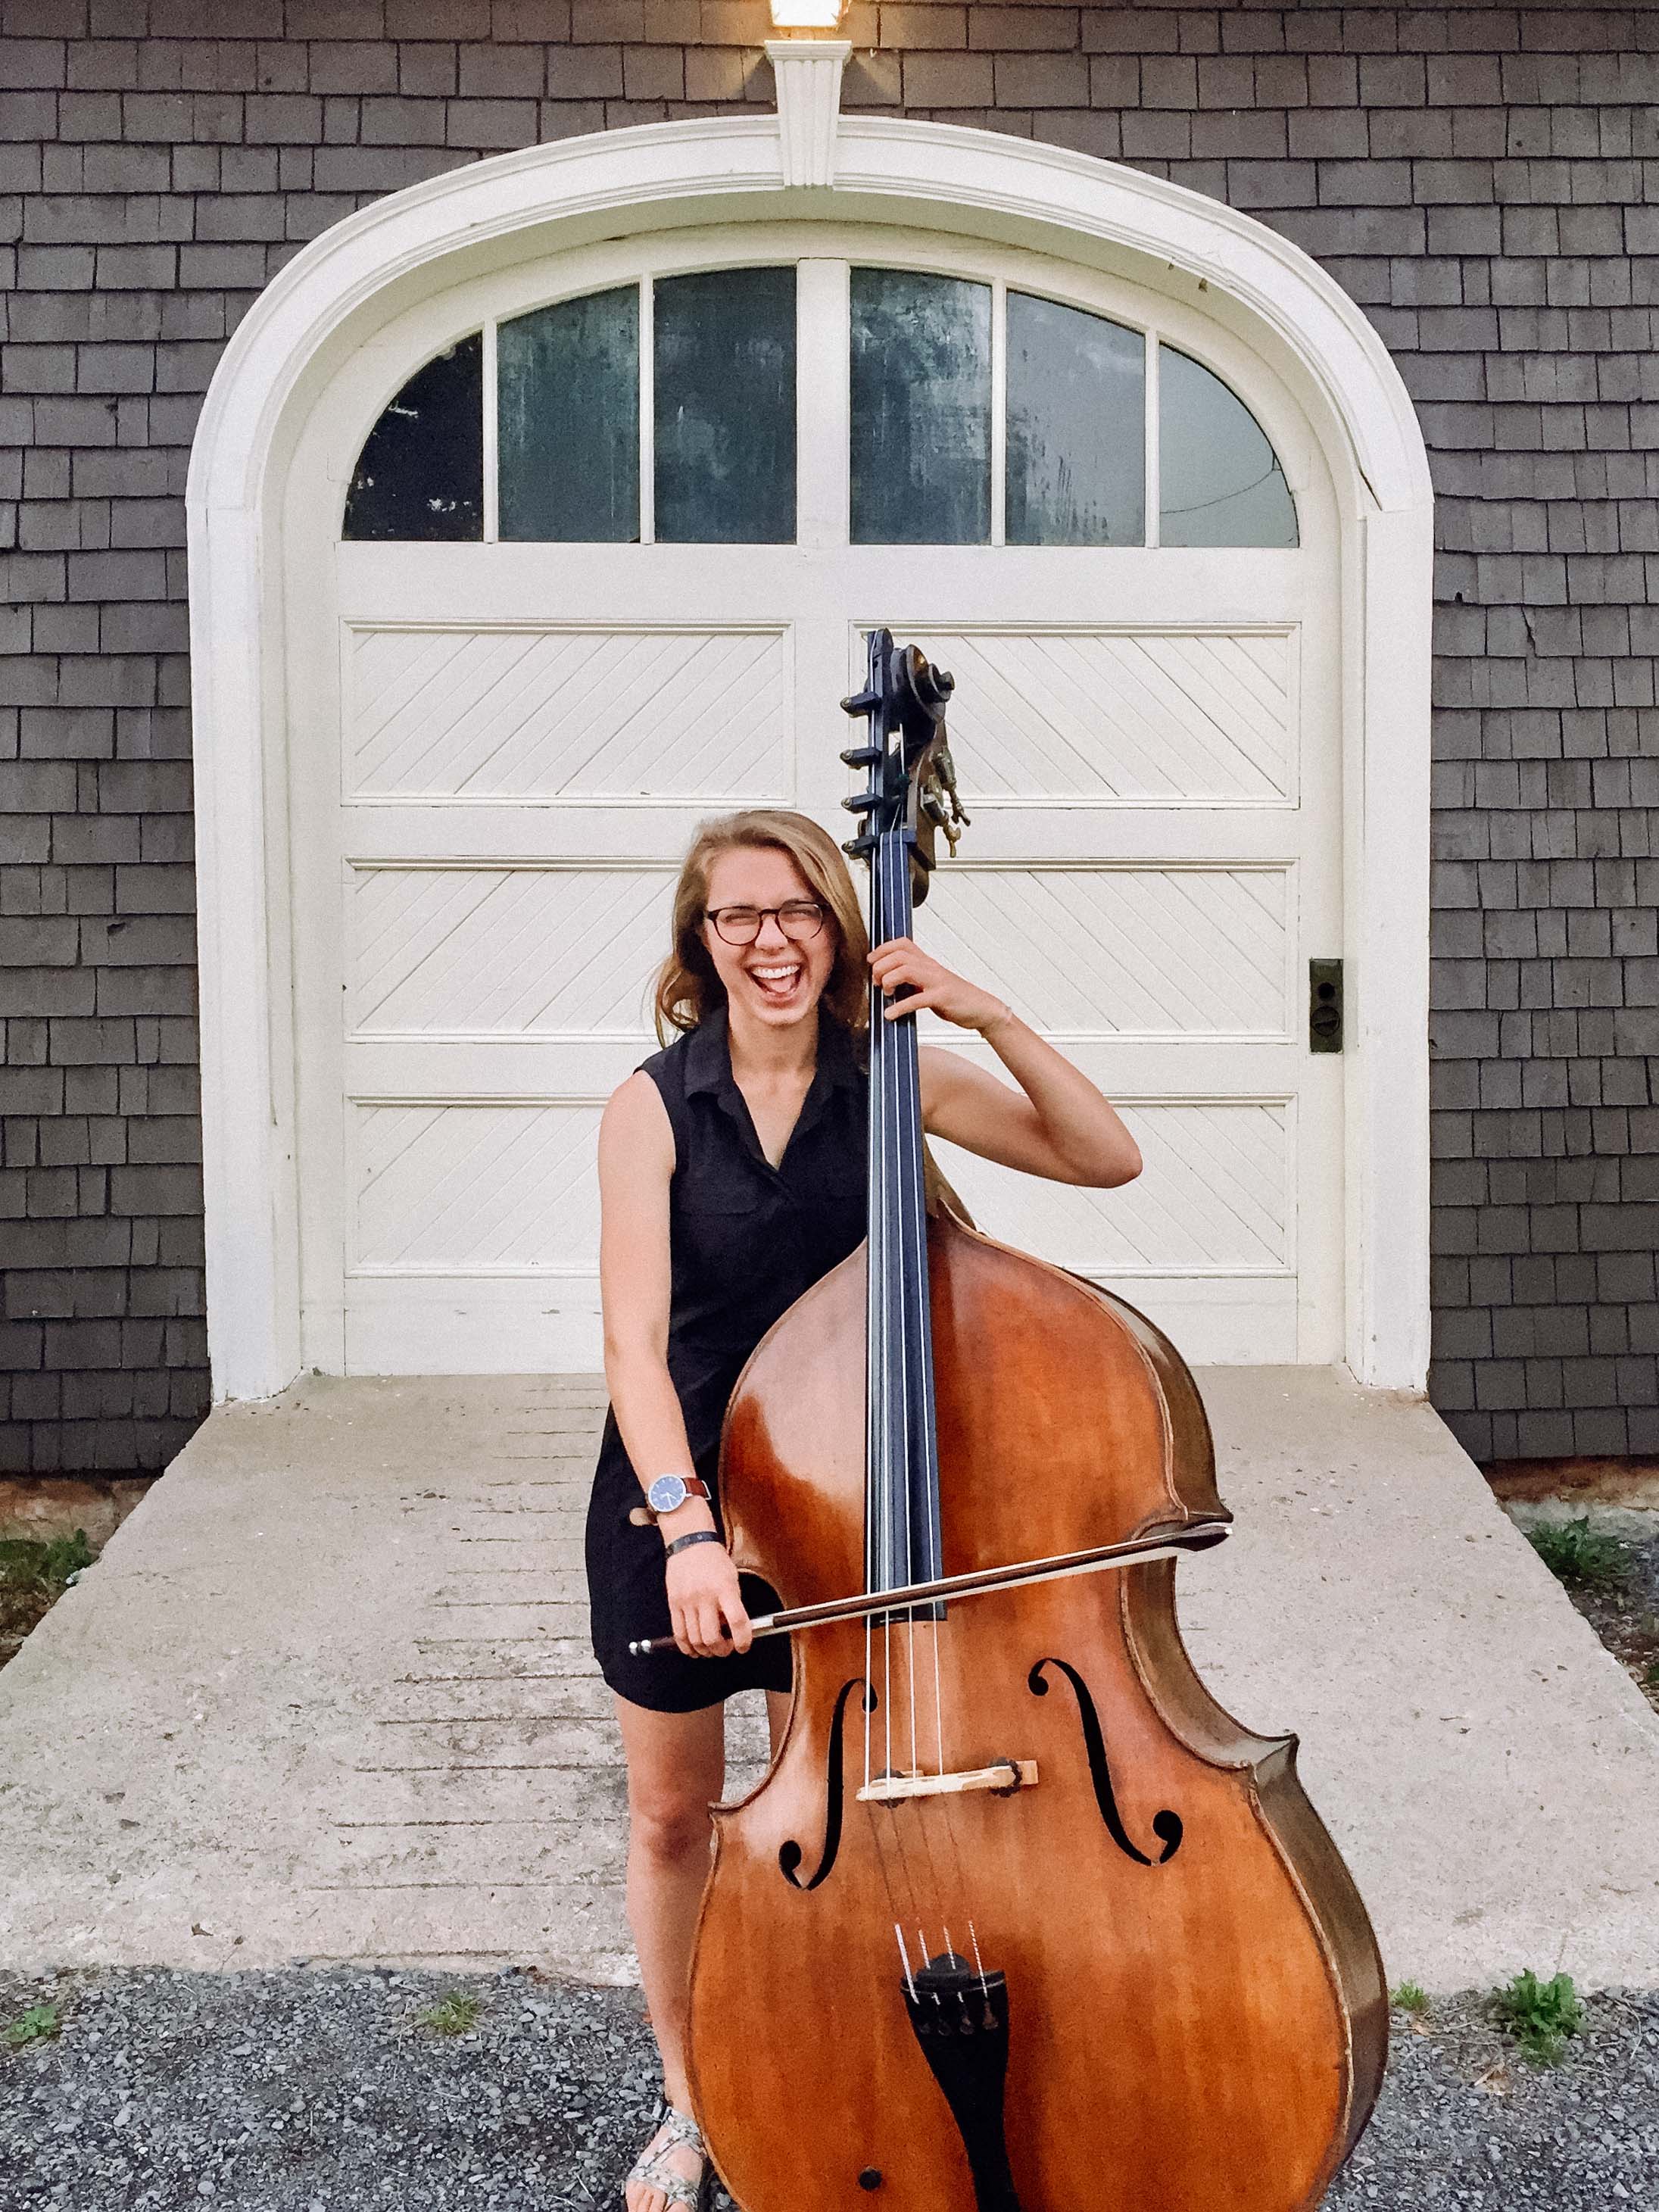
[865,817,945,1618]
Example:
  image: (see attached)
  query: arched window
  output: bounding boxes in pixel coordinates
[1158,345,1299,548]
[341,268,1296,551]
[342,334,482,541]
[497,285,638,543]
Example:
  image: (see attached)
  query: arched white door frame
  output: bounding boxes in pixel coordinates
[187,109,1434,1402]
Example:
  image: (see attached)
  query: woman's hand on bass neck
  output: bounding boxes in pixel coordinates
[874,939,1143,1189]
[868,938,1012,1035]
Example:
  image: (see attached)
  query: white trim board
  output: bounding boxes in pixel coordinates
[186,112,1433,1399]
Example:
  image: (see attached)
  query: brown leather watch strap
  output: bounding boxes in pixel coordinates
[628,1474,713,1527]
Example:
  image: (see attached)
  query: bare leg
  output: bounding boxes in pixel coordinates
[616,1695,725,2212]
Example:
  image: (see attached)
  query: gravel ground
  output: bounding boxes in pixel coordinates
[1326,1989,1659,2209]
[2,1967,1657,2210]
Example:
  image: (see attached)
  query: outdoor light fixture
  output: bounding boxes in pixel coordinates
[769,0,847,26]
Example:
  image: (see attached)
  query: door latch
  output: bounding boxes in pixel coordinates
[1309,959,1342,1053]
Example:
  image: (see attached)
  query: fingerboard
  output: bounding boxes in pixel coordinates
[865,819,945,1618]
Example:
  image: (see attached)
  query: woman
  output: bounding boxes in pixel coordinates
[588,807,1142,2212]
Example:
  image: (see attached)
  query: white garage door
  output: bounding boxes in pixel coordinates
[286,226,1341,1374]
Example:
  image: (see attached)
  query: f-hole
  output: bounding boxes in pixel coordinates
[1028,1657,1183,1865]
[778,1677,872,1891]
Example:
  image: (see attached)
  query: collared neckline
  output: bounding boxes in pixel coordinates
[682,1002,733,1100]
[684,1000,862,1175]
[684,1001,862,1100]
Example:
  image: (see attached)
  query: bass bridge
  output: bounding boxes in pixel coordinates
[856,1758,1037,1805]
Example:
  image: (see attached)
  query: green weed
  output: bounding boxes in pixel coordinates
[416,1991,485,2037]
[1493,1969,1583,2066]
[1526,1516,1630,1587]
[0,1529,95,1598]
[2,2003,63,2051]
[1390,1981,1430,2017]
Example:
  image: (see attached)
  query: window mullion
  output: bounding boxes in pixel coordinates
[638,276,654,546]
[482,318,499,544]
[990,275,1006,548]
[797,257,849,549]
[1145,326,1160,549]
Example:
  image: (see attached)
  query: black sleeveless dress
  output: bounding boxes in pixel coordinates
[585,1003,868,1714]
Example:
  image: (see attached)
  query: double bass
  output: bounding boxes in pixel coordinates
[638,633,1386,2208]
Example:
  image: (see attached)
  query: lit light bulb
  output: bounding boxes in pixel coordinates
[769,0,847,25]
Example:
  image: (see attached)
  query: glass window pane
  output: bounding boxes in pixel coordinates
[1158,345,1299,548]
[1006,292,1144,547]
[654,267,796,544]
[498,286,639,543]
[851,267,990,545]
[343,335,482,542]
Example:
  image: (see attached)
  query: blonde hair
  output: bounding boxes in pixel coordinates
[653,809,869,1044]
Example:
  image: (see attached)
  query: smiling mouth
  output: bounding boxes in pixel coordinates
[747,962,804,1003]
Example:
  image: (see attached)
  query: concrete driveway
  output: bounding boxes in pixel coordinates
[1,1368,1655,1992]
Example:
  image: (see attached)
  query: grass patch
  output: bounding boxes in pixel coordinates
[416,1991,485,2038]
[0,1528,95,1597]
[2,2003,64,2051]
[0,1529,98,1672]
[1493,1969,1584,2067]
[1526,1516,1630,1587]
[1390,1980,1430,2017]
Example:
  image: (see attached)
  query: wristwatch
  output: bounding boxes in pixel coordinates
[645,1472,712,1519]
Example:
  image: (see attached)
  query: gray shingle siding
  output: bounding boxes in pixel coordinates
[2,3,1657,1471]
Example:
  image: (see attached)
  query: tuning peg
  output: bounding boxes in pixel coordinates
[840,688,881,717]
[839,745,883,768]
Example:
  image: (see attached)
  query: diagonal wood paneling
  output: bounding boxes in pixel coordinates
[351,1103,603,1272]
[349,867,670,1035]
[906,628,1294,803]
[351,1100,1287,1281]
[917,866,1289,1036]
[347,626,791,799]
[937,1100,1290,1274]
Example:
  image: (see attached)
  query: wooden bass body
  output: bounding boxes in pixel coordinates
[687,1209,1386,2212]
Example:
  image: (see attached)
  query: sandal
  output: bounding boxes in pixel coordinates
[625,2103,713,2212]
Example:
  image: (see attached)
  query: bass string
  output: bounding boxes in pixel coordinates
[862,941,915,1958]
[887,819,973,1961]
[868,819,900,1796]
[861,812,958,1962]
[900,897,946,1783]
[865,849,883,1797]
[887,821,947,1786]
[888,829,921,1789]
[853,709,982,1973]
[896,826,978,1963]
[881,861,896,1801]
[868,815,885,1786]
[859,1777,924,1939]
[878,828,928,1928]
[866,834,905,1792]
[882,823,905,1793]
[872,978,884,1805]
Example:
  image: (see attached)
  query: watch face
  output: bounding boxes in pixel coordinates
[647,1474,689,1515]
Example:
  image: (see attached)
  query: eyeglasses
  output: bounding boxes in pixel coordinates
[704,900,827,947]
